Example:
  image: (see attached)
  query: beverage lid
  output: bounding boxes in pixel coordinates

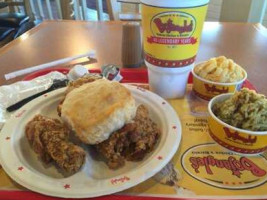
[140,0,209,8]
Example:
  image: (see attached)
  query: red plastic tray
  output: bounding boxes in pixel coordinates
[0,68,256,200]
[22,67,255,90]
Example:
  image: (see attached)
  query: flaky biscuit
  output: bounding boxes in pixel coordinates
[61,79,136,144]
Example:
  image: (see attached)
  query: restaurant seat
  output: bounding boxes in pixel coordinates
[106,0,141,21]
[0,1,33,40]
[0,27,15,48]
[0,13,29,28]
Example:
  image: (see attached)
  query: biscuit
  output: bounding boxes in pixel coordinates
[61,79,136,144]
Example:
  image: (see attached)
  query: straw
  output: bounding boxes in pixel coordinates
[4,50,96,80]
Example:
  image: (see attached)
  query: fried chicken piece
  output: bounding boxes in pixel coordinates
[25,115,86,173]
[96,124,135,169]
[57,74,102,116]
[42,131,86,173]
[126,105,160,161]
[25,115,68,163]
[96,105,160,169]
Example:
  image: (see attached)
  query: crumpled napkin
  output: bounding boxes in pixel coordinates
[0,71,67,130]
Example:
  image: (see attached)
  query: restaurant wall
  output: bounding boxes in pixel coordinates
[206,0,223,21]
[219,0,267,27]
[262,3,267,27]
[120,0,223,22]
[0,0,266,27]
[263,13,267,27]
[220,0,251,22]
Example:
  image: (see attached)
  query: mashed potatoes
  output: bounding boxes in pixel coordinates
[212,88,267,131]
[194,56,245,83]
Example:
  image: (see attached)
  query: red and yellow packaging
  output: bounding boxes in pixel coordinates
[141,0,209,68]
[208,93,267,154]
[192,66,247,100]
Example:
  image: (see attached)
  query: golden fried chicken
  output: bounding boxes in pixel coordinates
[25,115,85,173]
[96,105,160,169]
[25,115,68,163]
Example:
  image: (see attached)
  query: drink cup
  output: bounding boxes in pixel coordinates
[141,0,209,98]
[146,62,193,99]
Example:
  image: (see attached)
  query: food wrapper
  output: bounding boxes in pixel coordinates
[0,80,267,199]
[120,86,267,199]
[0,71,67,130]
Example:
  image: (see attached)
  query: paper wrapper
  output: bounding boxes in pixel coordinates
[121,84,267,199]
[0,85,267,199]
[0,72,66,130]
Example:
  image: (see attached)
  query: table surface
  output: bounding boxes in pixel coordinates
[0,21,267,94]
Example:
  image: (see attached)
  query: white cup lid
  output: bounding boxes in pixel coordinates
[140,0,209,8]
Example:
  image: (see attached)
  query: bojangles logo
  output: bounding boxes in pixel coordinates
[148,12,197,45]
[204,84,229,94]
[153,18,193,34]
[110,176,130,185]
[182,143,267,189]
[189,155,266,178]
[223,127,257,144]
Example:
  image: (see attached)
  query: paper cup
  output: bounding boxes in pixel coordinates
[208,93,267,155]
[141,0,209,68]
[146,61,193,99]
[141,0,209,98]
[192,62,247,101]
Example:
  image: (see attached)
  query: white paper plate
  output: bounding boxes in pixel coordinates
[0,84,181,198]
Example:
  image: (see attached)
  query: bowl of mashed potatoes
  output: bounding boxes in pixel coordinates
[208,88,267,154]
[192,56,247,100]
